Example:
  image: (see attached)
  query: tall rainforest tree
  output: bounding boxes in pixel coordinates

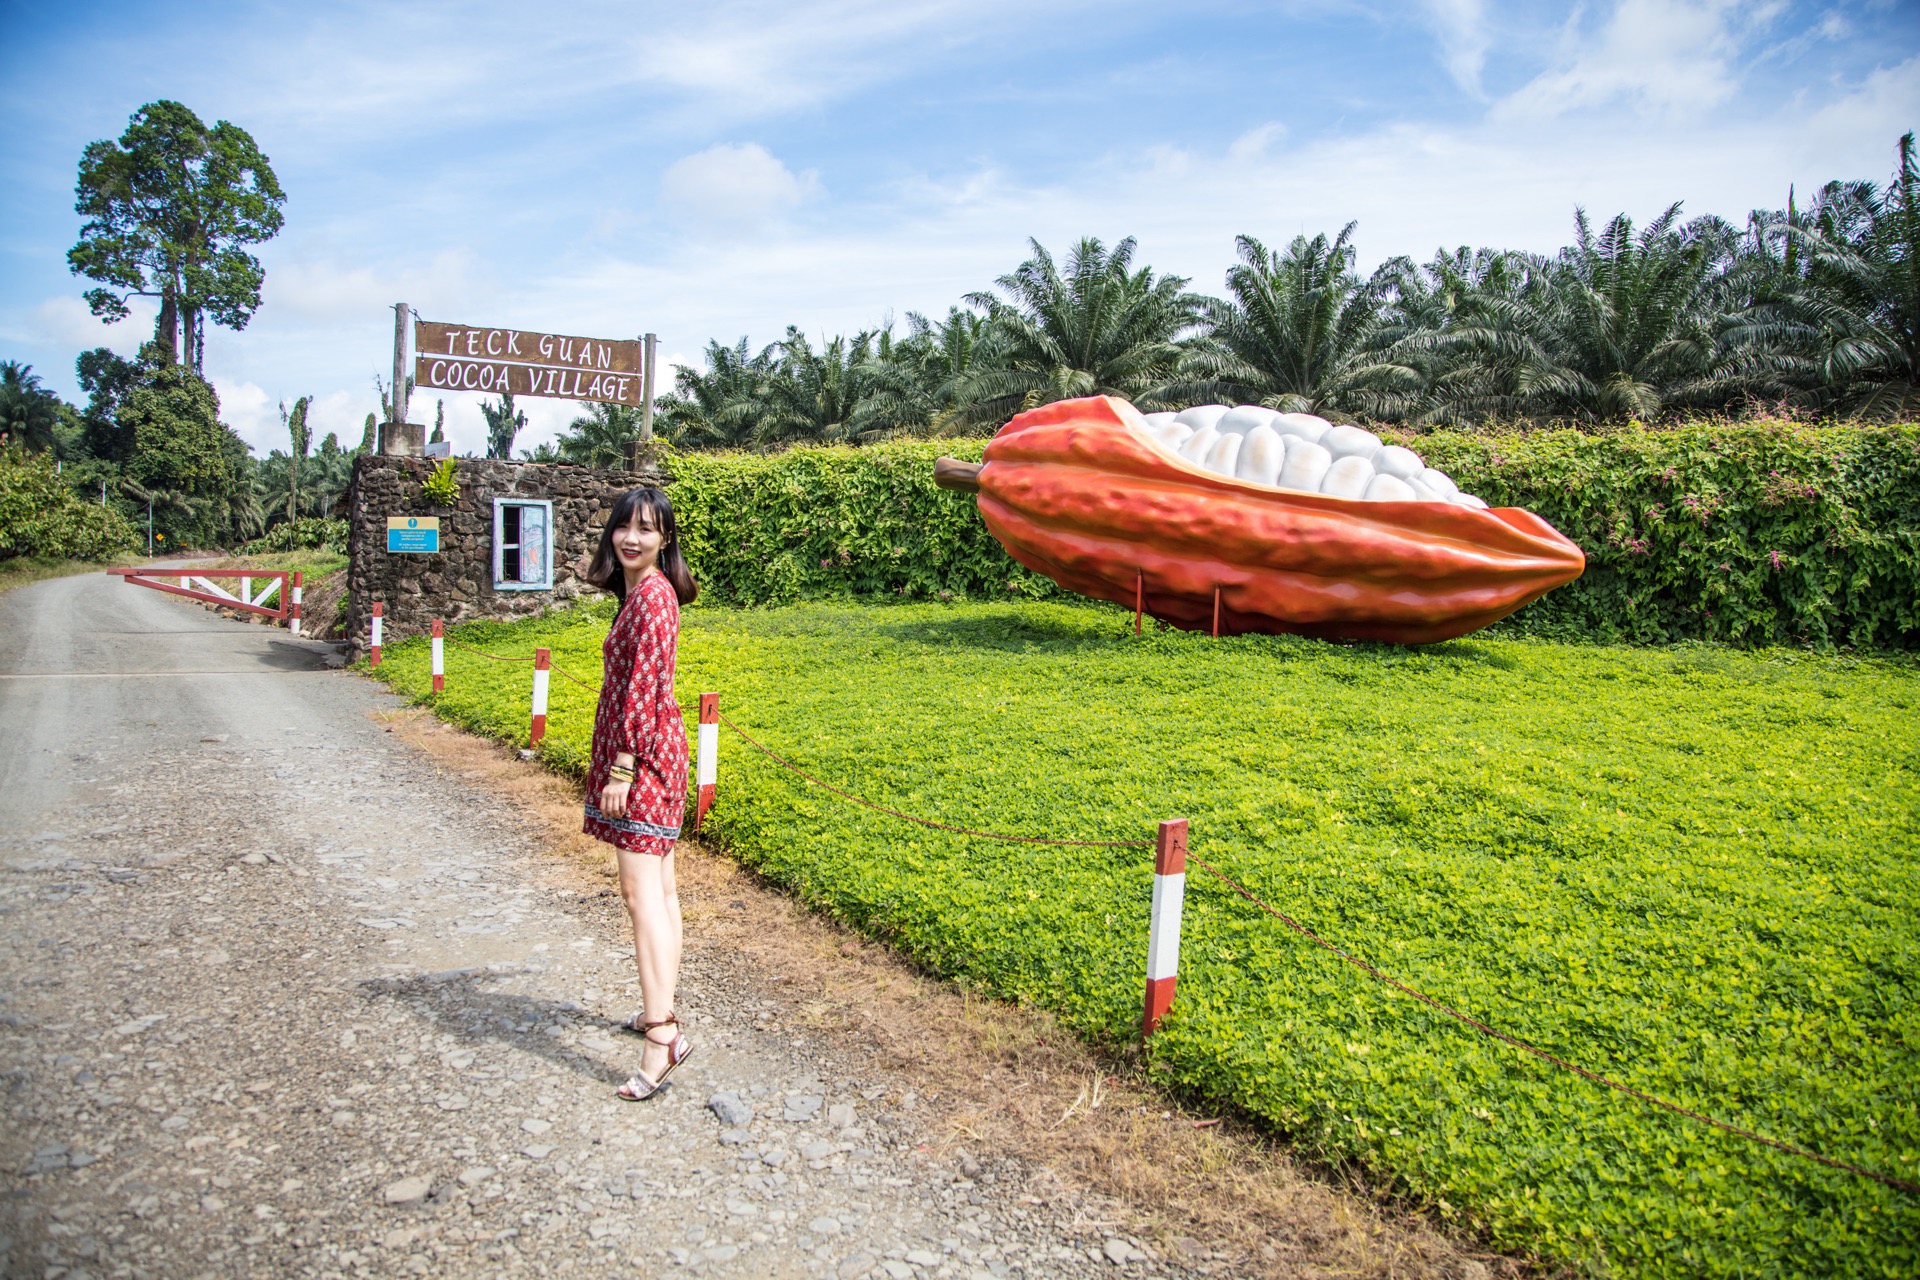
[68,101,285,371]
[1175,226,1418,419]
[955,236,1203,428]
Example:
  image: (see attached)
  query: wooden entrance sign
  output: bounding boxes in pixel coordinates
[413,320,647,408]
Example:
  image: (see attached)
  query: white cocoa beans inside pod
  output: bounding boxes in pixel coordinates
[1215,404,1279,435]
[1272,412,1332,443]
[1363,473,1417,502]
[1235,425,1287,485]
[1319,455,1375,499]
[1375,444,1424,480]
[1203,431,1244,475]
[1178,424,1220,464]
[1132,402,1489,506]
[1277,438,1333,491]
[1174,405,1230,433]
[1323,424,1383,462]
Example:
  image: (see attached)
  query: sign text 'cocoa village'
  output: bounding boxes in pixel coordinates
[413,320,645,407]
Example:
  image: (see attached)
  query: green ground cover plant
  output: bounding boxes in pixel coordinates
[369,599,1919,1277]
[663,421,1920,648]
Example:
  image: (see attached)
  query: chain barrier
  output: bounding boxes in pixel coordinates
[715,709,1152,849]
[443,636,535,663]
[1184,850,1918,1196]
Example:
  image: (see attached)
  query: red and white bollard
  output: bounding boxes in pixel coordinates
[1142,818,1189,1040]
[370,602,384,666]
[694,692,718,831]
[290,571,304,637]
[530,647,551,745]
[431,621,444,693]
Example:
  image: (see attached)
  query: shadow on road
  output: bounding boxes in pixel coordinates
[357,970,641,1089]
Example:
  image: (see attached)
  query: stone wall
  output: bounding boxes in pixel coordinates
[345,455,668,657]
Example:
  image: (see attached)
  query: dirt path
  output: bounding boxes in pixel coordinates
[0,571,1502,1280]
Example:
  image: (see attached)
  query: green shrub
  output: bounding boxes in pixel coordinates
[667,440,1053,606]
[0,446,139,560]
[1400,422,1920,648]
[367,598,1920,1278]
[662,423,1920,648]
[240,516,347,555]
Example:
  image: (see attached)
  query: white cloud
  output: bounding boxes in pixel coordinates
[214,380,278,451]
[660,143,821,228]
[22,295,153,357]
[1495,0,1775,121]
[263,249,480,325]
[1227,122,1289,162]
[1419,0,1491,94]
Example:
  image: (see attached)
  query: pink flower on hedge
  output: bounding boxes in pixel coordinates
[1769,550,1785,570]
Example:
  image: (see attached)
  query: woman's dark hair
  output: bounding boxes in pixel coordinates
[585,487,698,606]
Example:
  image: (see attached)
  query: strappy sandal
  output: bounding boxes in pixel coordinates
[616,1015,692,1101]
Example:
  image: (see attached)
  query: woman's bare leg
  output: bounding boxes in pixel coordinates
[617,847,682,1080]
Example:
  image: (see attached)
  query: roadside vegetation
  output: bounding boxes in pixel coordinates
[366,596,1919,1279]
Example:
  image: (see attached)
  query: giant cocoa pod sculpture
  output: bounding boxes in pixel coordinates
[934,395,1584,644]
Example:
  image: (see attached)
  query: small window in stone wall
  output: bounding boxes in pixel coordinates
[494,499,554,591]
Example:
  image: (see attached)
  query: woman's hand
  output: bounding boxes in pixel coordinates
[601,780,632,819]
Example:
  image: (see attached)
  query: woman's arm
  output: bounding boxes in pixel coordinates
[617,586,673,768]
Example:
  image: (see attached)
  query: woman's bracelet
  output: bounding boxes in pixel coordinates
[608,763,636,783]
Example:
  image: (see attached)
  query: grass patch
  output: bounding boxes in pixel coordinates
[0,554,140,596]
[368,598,1920,1277]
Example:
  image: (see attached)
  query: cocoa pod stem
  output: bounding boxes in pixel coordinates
[934,457,983,493]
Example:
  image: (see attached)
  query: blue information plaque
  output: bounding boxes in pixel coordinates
[387,516,441,553]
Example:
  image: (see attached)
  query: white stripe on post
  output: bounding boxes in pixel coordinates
[290,571,304,636]
[530,647,551,745]
[370,602,384,666]
[431,620,444,693]
[694,692,718,831]
[1142,818,1189,1040]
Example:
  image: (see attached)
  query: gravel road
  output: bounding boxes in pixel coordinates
[0,571,1172,1280]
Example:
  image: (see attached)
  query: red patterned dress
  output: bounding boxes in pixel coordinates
[582,570,688,855]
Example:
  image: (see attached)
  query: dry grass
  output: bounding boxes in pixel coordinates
[377,705,1536,1280]
[0,554,139,597]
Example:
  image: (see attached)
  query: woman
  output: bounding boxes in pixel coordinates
[582,486,699,1100]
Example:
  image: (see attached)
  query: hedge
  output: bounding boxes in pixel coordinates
[0,447,139,562]
[662,422,1920,648]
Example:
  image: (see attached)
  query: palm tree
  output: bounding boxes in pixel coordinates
[952,236,1203,429]
[1416,206,1739,423]
[851,307,992,439]
[748,327,886,448]
[0,362,61,452]
[554,401,645,467]
[1173,227,1420,419]
[656,338,769,449]
[1724,134,1920,419]
[306,433,354,517]
[118,477,208,553]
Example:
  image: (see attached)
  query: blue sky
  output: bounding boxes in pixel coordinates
[3,0,1916,457]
